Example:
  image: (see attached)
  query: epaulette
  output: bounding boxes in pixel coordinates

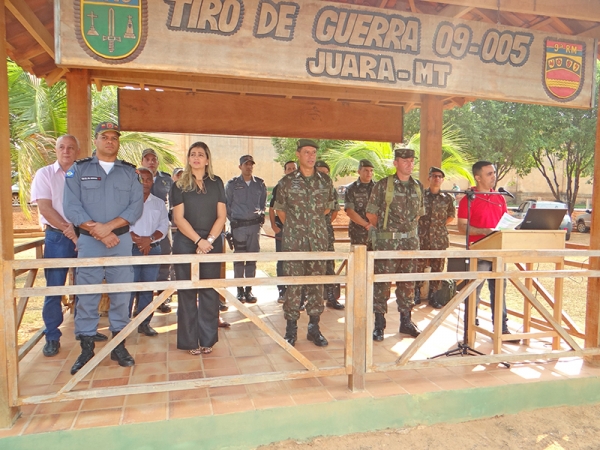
[158,171,171,177]
[121,160,137,169]
[74,157,93,164]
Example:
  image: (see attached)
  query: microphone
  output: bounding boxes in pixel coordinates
[498,187,515,199]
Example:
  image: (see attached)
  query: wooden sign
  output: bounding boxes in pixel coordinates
[56,0,597,108]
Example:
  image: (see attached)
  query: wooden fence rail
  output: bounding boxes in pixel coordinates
[9,243,600,408]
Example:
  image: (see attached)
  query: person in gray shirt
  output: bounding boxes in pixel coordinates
[64,122,143,375]
[225,155,267,303]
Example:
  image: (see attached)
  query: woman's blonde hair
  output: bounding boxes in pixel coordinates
[177,141,215,192]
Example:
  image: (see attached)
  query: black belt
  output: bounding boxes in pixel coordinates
[79,225,129,237]
[133,241,161,249]
[230,216,264,229]
[45,226,63,234]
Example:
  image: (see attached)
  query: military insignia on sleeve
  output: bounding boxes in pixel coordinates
[75,0,148,64]
[65,169,75,178]
[543,39,585,102]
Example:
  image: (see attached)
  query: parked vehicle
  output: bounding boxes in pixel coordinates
[577,210,592,233]
[513,200,572,240]
[336,182,354,203]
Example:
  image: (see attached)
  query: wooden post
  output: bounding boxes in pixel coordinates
[585,104,600,361]
[66,69,91,156]
[348,245,367,391]
[0,5,20,428]
[419,94,443,185]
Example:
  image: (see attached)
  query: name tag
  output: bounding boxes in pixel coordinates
[81,176,101,181]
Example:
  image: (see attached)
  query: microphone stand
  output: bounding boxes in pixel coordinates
[429,189,510,367]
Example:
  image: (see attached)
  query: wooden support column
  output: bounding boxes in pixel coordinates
[585,104,600,362]
[66,69,91,156]
[419,95,444,185]
[348,245,367,391]
[0,5,20,429]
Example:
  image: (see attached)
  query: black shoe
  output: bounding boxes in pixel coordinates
[414,289,422,305]
[284,320,298,347]
[326,299,345,310]
[373,313,386,341]
[475,318,479,326]
[307,316,328,347]
[399,311,421,338]
[157,302,172,313]
[43,340,60,357]
[244,287,257,304]
[71,335,95,375]
[138,323,158,337]
[236,287,245,303]
[219,302,229,312]
[76,332,108,342]
[110,333,135,367]
[502,329,521,344]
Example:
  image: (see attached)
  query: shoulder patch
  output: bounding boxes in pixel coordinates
[75,157,92,164]
[65,168,75,178]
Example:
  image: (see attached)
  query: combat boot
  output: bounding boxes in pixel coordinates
[373,313,386,342]
[325,287,344,310]
[307,315,328,347]
[284,320,298,347]
[414,285,422,305]
[71,335,95,375]
[236,287,245,302]
[110,332,135,367]
[399,311,421,338]
[244,287,257,304]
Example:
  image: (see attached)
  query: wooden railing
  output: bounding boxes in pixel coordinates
[8,244,600,408]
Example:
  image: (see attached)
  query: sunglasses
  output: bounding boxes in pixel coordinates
[430,174,444,179]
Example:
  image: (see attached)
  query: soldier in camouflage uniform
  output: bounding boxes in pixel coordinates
[345,159,376,248]
[274,139,336,347]
[315,161,344,310]
[366,148,424,341]
[415,167,456,303]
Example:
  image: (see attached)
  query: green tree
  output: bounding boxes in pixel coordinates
[8,60,181,211]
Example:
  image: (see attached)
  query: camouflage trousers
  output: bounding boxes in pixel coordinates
[415,257,446,296]
[373,236,418,314]
[282,260,326,321]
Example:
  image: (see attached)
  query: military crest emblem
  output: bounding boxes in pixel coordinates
[543,38,585,102]
[75,0,147,63]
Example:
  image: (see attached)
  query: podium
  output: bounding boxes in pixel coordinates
[468,230,566,353]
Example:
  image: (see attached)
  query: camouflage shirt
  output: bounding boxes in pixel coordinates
[418,189,456,250]
[273,170,336,252]
[366,175,424,233]
[345,179,374,244]
[325,190,341,248]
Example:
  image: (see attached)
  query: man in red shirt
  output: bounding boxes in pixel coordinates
[457,161,517,341]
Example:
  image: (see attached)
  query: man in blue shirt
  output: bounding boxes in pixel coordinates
[64,122,143,375]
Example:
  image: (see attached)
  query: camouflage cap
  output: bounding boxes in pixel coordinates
[358,159,374,169]
[296,139,318,150]
[429,166,445,177]
[394,147,415,159]
[314,160,330,171]
[141,148,158,159]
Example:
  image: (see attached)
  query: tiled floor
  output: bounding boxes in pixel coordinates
[3,279,600,438]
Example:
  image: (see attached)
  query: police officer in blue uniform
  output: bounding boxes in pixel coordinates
[64,122,143,375]
[225,155,267,303]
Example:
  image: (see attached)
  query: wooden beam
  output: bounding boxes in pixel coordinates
[420,0,600,23]
[119,90,404,141]
[45,67,68,87]
[89,70,423,107]
[0,3,19,429]
[419,94,443,184]
[437,5,473,18]
[585,83,600,360]
[66,69,91,156]
[578,24,600,39]
[5,0,54,59]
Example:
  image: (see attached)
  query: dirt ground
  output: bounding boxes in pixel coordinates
[259,403,600,449]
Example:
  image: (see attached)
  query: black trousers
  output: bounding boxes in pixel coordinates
[173,231,223,350]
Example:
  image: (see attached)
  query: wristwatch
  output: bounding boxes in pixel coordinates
[207,235,215,244]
